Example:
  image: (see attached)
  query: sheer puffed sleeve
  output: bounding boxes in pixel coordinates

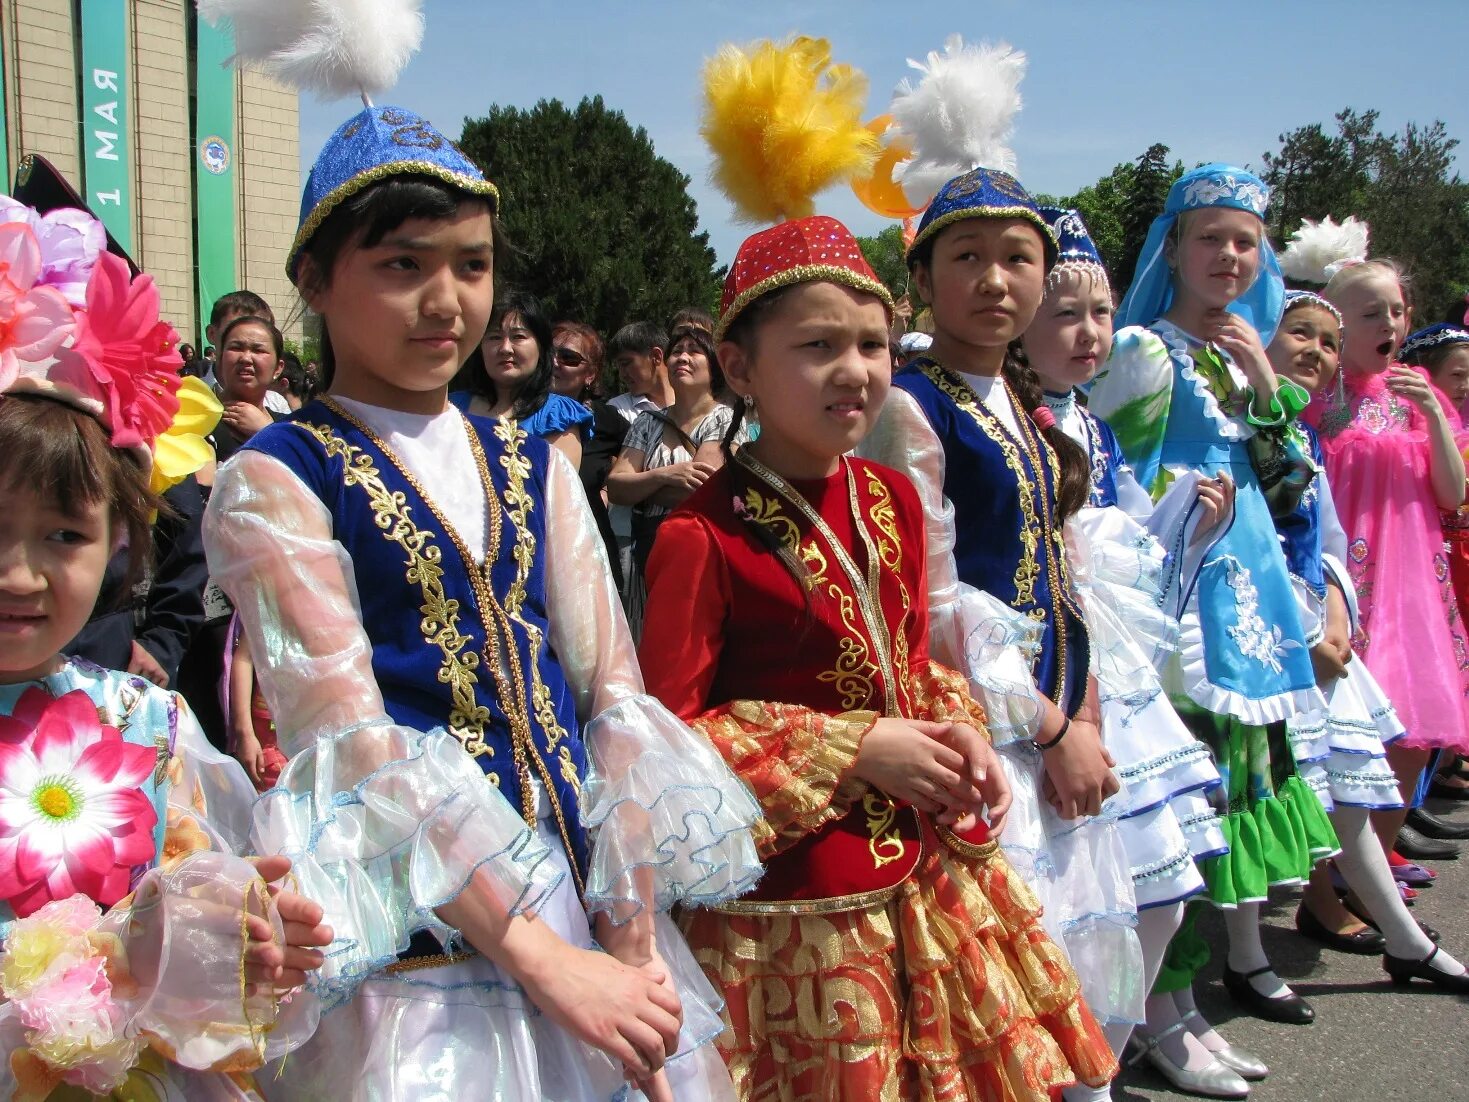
[862,388,1045,746]
[1089,326,1175,497]
[542,449,761,921]
[203,449,564,1006]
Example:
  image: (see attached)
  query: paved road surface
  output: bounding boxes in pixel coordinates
[1116,797,1469,1102]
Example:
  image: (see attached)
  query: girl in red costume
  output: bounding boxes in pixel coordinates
[638,37,1116,1102]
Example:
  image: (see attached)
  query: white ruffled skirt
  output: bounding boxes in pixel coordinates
[260,820,736,1102]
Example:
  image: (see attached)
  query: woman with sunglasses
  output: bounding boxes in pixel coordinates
[552,321,605,403]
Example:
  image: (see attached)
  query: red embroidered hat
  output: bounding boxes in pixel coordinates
[716,215,894,342]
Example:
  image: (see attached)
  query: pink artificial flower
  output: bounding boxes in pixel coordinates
[0,222,76,393]
[0,688,159,918]
[0,196,105,307]
[68,251,181,450]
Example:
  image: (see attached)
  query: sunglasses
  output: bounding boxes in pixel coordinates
[554,346,588,368]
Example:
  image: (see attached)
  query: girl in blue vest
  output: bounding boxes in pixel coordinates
[864,168,1148,1102]
[204,105,759,1102]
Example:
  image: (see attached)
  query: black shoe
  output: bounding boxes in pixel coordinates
[1342,896,1440,943]
[1406,807,1469,840]
[1295,904,1386,955]
[1222,965,1316,1024]
[1384,946,1469,993]
[1428,777,1469,802]
[1397,824,1461,861]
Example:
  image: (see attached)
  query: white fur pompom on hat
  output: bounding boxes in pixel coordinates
[197,0,424,102]
[1278,214,1370,285]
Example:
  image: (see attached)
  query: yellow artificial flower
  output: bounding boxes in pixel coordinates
[149,376,222,495]
[0,921,83,997]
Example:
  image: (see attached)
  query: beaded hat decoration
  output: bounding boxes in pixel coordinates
[1282,289,1344,333]
[196,0,496,285]
[701,37,893,342]
[907,168,1057,264]
[1402,323,1469,364]
[288,106,498,282]
[1117,163,1286,343]
[1040,206,1107,292]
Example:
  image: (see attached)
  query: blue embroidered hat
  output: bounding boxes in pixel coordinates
[1116,163,1285,343]
[905,167,1057,265]
[1039,206,1107,289]
[1402,323,1469,364]
[288,105,499,283]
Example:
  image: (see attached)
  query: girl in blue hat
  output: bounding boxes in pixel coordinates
[1087,166,1338,1093]
[203,103,761,1102]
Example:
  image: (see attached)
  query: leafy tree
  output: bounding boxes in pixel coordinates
[854,223,912,298]
[458,96,723,340]
[1262,109,1469,318]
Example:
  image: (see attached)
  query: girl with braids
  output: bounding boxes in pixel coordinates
[862,168,1153,1102]
[637,35,1118,1102]
[1086,165,1338,1097]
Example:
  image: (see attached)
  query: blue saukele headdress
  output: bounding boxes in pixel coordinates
[906,168,1057,265]
[1039,206,1108,291]
[288,106,498,283]
[1116,163,1285,342]
[1402,323,1469,364]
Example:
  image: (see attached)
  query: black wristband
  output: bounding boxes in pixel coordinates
[1034,715,1070,751]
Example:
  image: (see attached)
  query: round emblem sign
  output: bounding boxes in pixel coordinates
[200,135,230,175]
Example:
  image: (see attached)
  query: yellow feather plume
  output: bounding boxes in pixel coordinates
[701,36,878,224]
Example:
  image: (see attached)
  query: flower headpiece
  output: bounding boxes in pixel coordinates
[701,37,894,342]
[1402,323,1469,365]
[1116,163,1285,343]
[1040,206,1108,294]
[198,0,498,286]
[0,167,219,494]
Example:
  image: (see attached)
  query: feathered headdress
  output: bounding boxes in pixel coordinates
[888,36,1026,211]
[196,0,424,105]
[882,37,1053,263]
[1278,215,1370,285]
[197,0,497,284]
[700,37,893,340]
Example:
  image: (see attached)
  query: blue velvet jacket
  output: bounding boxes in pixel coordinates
[1273,424,1327,599]
[245,398,592,887]
[897,360,1091,716]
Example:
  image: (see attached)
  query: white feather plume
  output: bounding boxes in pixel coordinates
[887,36,1026,209]
[1278,215,1370,284]
[197,0,424,101]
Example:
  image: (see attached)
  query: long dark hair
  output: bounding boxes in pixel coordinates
[457,290,555,420]
[909,224,1092,522]
[292,176,503,391]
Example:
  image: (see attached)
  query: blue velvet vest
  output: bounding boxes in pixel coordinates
[1080,405,1125,509]
[246,399,591,889]
[897,360,1091,715]
[1274,424,1327,599]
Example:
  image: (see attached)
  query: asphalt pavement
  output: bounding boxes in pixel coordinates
[1115,796,1469,1102]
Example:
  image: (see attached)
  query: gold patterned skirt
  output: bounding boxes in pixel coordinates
[680,841,1118,1102]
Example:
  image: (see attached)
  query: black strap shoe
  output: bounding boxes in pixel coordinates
[1222,965,1315,1024]
[1406,807,1469,840]
[1384,946,1469,993]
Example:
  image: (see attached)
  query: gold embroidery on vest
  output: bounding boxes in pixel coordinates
[295,422,495,755]
[862,791,905,869]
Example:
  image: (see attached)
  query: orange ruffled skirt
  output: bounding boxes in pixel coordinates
[681,841,1118,1102]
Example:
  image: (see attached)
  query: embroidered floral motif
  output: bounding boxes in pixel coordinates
[1180,174,1268,215]
[1348,538,1369,564]
[1216,555,1295,673]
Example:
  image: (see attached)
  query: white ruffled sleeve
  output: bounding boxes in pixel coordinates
[862,388,1045,746]
[1316,472,1360,628]
[203,450,563,1007]
[542,448,761,922]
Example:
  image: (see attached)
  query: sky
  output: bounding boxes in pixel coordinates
[299,0,1469,266]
